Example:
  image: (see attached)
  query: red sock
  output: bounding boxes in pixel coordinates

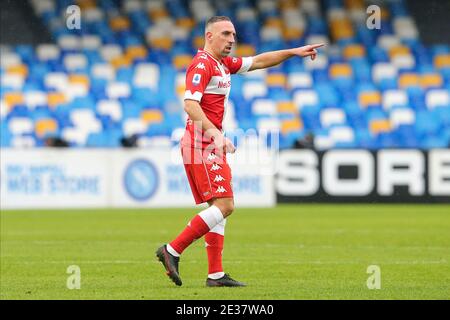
[169,215,210,255]
[205,232,224,275]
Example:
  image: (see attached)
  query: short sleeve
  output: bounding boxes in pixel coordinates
[223,56,253,74]
[184,59,212,102]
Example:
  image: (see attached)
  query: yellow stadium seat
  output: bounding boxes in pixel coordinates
[150,37,173,51]
[330,19,354,40]
[380,7,390,19]
[47,92,67,108]
[281,118,303,135]
[277,101,297,114]
[420,74,443,89]
[264,17,283,28]
[76,0,96,9]
[283,27,304,40]
[370,119,391,135]
[343,45,366,59]
[266,73,287,87]
[335,28,354,40]
[111,55,132,68]
[193,36,204,49]
[4,92,24,108]
[173,54,193,70]
[279,0,299,9]
[176,17,195,29]
[69,74,90,88]
[125,46,148,61]
[434,54,450,69]
[359,91,381,108]
[35,119,58,137]
[109,16,130,31]
[389,46,410,59]
[149,8,168,21]
[176,84,185,97]
[329,63,353,78]
[7,64,28,77]
[236,44,256,57]
[398,73,420,88]
[345,0,364,9]
[141,109,163,124]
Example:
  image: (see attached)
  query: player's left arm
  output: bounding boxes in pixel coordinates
[248,43,325,71]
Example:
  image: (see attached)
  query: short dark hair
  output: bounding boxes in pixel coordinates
[205,16,231,28]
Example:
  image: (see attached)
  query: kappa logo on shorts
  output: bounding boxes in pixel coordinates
[211,164,221,171]
[207,153,216,161]
[216,186,227,193]
[214,175,225,182]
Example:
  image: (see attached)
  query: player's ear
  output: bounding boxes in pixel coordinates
[205,31,213,41]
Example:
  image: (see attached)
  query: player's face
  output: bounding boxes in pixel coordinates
[210,21,236,57]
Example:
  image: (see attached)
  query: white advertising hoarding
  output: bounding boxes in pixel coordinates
[0,149,111,208]
[0,148,275,209]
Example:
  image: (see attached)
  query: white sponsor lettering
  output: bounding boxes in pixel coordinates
[429,149,450,196]
[378,150,424,196]
[276,149,450,198]
[323,150,374,196]
[277,150,319,196]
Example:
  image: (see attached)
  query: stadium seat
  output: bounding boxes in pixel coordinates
[287,72,313,89]
[382,89,409,110]
[359,91,381,108]
[242,81,268,100]
[425,89,450,109]
[390,108,415,128]
[122,118,147,137]
[251,99,277,116]
[320,108,346,127]
[8,117,34,135]
[97,100,122,121]
[293,90,319,110]
[372,62,397,84]
[35,118,58,138]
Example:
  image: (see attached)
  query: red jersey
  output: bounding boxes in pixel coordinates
[181,49,253,149]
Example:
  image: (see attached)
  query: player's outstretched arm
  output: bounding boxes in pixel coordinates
[248,43,325,71]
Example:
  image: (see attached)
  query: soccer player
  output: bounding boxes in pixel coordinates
[156,16,323,287]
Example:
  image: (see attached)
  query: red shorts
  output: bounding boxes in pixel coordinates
[181,145,234,204]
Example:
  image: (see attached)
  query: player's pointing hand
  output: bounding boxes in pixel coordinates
[293,43,325,60]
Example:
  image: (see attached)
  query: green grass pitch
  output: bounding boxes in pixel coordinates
[1,204,449,300]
